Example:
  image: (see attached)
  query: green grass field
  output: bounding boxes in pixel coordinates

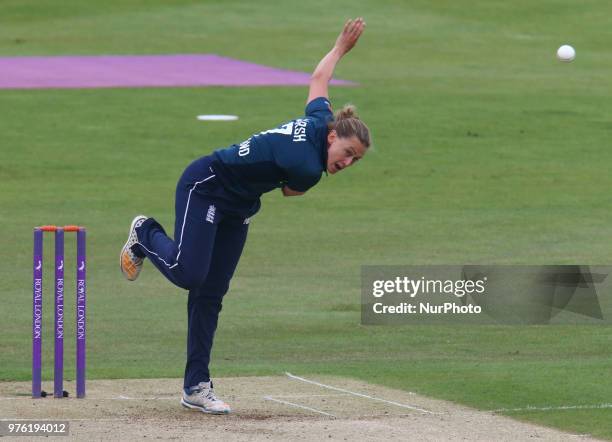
[1,0,611,438]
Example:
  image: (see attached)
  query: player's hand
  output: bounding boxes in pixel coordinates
[334,17,366,56]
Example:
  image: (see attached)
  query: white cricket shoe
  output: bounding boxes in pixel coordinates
[181,381,231,414]
[119,215,147,281]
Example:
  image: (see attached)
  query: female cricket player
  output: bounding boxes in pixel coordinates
[120,18,369,414]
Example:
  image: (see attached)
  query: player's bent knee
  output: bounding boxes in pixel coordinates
[176,270,209,290]
[199,281,230,299]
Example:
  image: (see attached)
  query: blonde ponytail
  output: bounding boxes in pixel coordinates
[335,104,357,121]
[329,104,371,148]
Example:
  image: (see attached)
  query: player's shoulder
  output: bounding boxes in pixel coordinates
[305,97,334,122]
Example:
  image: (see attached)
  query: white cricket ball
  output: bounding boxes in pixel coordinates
[557,45,576,62]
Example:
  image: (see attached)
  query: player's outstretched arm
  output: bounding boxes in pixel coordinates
[307,17,366,104]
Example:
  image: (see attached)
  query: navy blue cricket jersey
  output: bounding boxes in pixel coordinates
[212,97,333,199]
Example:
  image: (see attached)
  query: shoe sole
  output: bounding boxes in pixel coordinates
[180,398,230,414]
[119,215,146,281]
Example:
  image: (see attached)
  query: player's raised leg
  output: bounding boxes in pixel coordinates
[120,161,220,289]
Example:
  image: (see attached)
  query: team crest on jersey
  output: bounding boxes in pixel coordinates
[205,205,216,223]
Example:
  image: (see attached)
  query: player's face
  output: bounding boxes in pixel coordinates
[326,131,367,174]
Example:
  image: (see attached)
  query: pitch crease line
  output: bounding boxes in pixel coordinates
[264,396,336,418]
[285,372,434,414]
[492,403,612,412]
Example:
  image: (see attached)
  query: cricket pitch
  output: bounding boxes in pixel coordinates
[0,375,600,441]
